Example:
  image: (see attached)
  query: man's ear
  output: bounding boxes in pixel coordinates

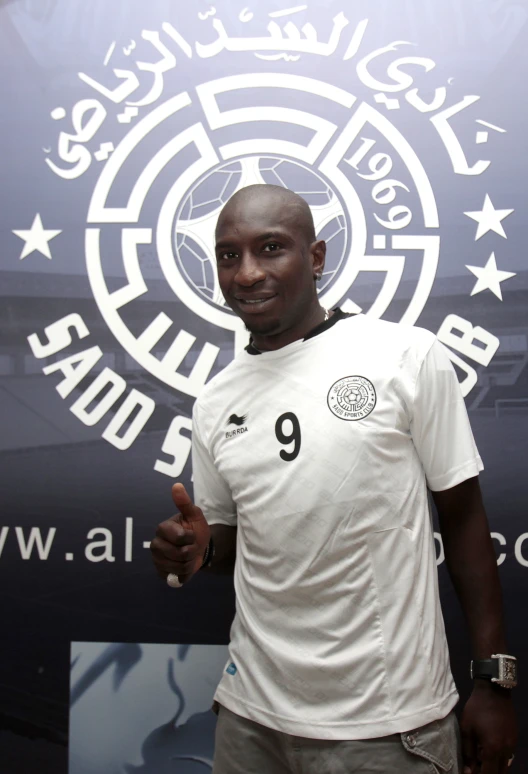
[311,239,327,276]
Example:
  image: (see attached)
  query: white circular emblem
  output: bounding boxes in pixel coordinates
[327,375,376,421]
[30,26,512,464]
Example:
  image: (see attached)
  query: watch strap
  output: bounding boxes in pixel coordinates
[200,536,215,568]
[471,659,499,680]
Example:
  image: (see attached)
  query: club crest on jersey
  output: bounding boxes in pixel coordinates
[327,376,376,421]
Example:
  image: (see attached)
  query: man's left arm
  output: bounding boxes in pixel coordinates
[432,477,517,774]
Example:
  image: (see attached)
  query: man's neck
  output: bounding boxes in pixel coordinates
[250,305,333,352]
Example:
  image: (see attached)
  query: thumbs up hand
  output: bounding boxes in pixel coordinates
[150,483,211,587]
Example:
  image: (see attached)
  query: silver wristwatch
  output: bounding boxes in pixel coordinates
[470,654,518,688]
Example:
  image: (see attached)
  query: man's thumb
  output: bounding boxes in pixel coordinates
[171,483,204,526]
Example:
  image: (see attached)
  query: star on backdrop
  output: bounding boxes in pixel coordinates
[466,252,516,301]
[12,213,62,260]
[464,194,514,241]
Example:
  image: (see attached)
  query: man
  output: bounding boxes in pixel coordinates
[151,184,517,773]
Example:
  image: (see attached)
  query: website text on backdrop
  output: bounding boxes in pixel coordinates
[150,185,517,774]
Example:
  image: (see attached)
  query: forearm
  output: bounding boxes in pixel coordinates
[437,487,507,658]
[201,523,237,575]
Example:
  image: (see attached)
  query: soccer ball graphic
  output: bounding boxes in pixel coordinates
[338,382,369,411]
[343,386,363,409]
[174,156,349,310]
[347,387,362,405]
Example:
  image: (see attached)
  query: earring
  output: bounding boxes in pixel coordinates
[315,273,322,280]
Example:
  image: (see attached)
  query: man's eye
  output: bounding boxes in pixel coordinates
[218,252,237,261]
[263,243,281,252]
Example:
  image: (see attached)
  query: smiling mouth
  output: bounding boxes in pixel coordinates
[236,296,277,311]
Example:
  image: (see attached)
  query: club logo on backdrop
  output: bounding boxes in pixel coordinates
[328,376,376,421]
[14,7,517,473]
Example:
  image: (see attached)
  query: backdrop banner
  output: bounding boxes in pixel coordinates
[0,1,527,771]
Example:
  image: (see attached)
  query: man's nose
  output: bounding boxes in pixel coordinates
[233,254,267,286]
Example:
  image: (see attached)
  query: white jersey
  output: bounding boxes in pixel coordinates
[191,310,483,740]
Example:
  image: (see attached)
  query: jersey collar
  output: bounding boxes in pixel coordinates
[245,307,355,355]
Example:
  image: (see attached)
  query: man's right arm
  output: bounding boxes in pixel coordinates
[192,403,238,577]
[201,524,237,575]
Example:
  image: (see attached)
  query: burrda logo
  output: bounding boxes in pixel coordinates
[226,413,248,439]
[19,10,516,473]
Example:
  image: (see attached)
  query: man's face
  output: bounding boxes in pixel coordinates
[215,191,321,336]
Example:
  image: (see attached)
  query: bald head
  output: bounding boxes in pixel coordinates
[216,184,316,245]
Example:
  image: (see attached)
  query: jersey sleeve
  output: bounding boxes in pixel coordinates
[410,338,484,492]
[191,400,237,527]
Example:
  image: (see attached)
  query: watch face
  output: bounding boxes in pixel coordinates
[501,658,517,684]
